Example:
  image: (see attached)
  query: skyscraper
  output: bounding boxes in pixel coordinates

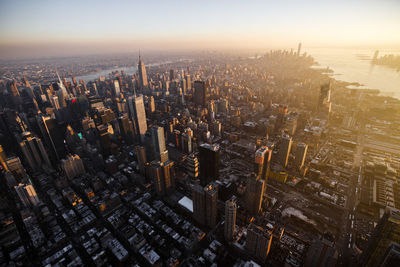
[181,132,192,154]
[162,160,175,195]
[6,156,27,179]
[318,82,332,114]
[113,80,121,97]
[135,145,147,175]
[199,143,220,186]
[19,132,51,170]
[7,80,20,97]
[295,143,308,170]
[246,223,273,261]
[361,208,400,267]
[145,126,168,163]
[297,42,302,56]
[15,183,40,208]
[245,175,265,215]
[224,197,237,241]
[148,96,155,113]
[118,114,135,143]
[49,95,61,110]
[152,126,168,162]
[205,184,218,228]
[148,160,175,196]
[192,183,218,228]
[192,184,206,225]
[193,81,207,107]
[180,79,187,95]
[185,74,191,90]
[56,72,69,107]
[255,146,272,180]
[138,54,148,88]
[185,154,199,180]
[42,116,67,161]
[128,95,148,142]
[61,154,85,180]
[0,145,8,171]
[278,135,292,168]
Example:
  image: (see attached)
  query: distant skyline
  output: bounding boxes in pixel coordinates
[1,0,399,59]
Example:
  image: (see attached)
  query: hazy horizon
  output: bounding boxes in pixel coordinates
[1,0,400,60]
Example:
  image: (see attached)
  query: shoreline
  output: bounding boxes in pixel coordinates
[310,62,400,101]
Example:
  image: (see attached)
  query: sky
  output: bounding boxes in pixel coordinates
[0,0,399,59]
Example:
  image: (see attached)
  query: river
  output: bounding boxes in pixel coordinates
[76,49,400,99]
[306,47,400,99]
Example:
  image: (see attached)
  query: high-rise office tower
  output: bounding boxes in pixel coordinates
[56,72,69,107]
[361,208,400,267]
[278,135,292,168]
[152,126,167,161]
[0,145,8,171]
[193,81,207,107]
[113,80,121,97]
[7,80,20,97]
[148,96,155,113]
[255,146,272,180]
[192,183,218,228]
[49,95,61,110]
[19,132,51,170]
[138,54,148,88]
[65,125,81,154]
[224,197,237,241]
[297,42,302,56]
[22,75,31,89]
[318,82,332,114]
[181,132,192,154]
[186,154,199,180]
[162,160,175,195]
[135,146,147,175]
[42,116,66,161]
[128,95,148,142]
[274,104,287,133]
[205,184,218,228]
[98,125,112,155]
[145,126,168,163]
[199,143,220,186]
[92,82,99,96]
[4,172,17,188]
[148,161,163,194]
[148,160,175,196]
[192,184,206,225]
[246,223,273,261]
[6,156,27,179]
[245,175,265,215]
[61,154,85,180]
[118,114,135,143]
[295,143,308,170]
[15,183,40,208]
[185,74,191,90]
[169,69,175,81]
[117,99,128,114]
[181,79,187,95]
[82,116,96,131]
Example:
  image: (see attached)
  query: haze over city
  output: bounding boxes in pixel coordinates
[1,0,400,59]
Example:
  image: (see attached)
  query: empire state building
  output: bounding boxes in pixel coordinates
[138,54,148,88]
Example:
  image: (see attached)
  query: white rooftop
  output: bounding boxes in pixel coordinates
[178,196,193,213]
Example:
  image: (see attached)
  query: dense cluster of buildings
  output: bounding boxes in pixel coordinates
[0,48,399,266]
